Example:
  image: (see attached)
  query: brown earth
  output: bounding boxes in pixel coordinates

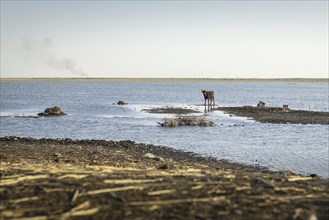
[142,105,329,125]
[217,106,329,125]
[1,137,328,220]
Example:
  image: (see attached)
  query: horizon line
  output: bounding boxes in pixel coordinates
[1,77,328,83]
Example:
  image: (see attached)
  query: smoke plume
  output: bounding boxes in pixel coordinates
[46,55,88,77]
[21,36,88,77]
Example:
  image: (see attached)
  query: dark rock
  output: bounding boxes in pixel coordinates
[38,106,66,117]
[158,164,169,170]
[117,101,127,105]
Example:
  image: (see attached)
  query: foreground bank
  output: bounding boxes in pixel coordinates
[0,137,328,220]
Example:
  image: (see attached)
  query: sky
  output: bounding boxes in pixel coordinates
[1,0,328,78]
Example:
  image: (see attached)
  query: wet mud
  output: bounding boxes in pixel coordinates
[142,105,329,125]
[217,106,329,124]
[1,137,328,220]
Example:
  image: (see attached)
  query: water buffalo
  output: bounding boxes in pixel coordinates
[202,90,215,107]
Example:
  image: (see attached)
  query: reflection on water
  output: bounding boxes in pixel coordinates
[1,81,328,177]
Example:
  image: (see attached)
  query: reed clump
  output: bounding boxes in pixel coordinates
[158,116,214,127]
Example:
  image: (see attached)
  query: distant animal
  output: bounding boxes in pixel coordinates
[202,90,215,106]
[282,104,290,112]
[257,101,265,108]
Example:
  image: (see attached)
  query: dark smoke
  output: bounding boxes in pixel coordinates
[21,36,88,77]
[46,55,88,77]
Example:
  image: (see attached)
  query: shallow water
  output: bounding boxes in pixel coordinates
[1,80,328,177]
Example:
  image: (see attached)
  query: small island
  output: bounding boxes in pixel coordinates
[142,105,329,125]
[217,106,329,125]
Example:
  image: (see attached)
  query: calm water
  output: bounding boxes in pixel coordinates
[1,80,328,177]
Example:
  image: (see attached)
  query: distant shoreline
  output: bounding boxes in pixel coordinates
[0,77,328,83]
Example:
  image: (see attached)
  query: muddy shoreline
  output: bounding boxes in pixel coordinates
[217,106,329,125]
[142,105,329,125]
[1,136,328,220]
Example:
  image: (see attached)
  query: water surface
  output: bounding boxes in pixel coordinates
[1,80,328,177]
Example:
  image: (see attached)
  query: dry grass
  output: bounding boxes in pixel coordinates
[1,137,329,220]
[159,116,214,127]
[1,161,328,220]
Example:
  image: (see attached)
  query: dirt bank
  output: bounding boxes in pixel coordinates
[142,105,329,125]
[0,137,328,220]
[217,106,329,125]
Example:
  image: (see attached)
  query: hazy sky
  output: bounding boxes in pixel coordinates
[1,0,328,78]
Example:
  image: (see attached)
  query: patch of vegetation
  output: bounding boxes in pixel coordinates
[158,116,214,127]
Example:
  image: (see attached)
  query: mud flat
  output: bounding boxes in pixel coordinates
[143,105,329,125]
[217,106,329,125]
[1,137,328,220]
